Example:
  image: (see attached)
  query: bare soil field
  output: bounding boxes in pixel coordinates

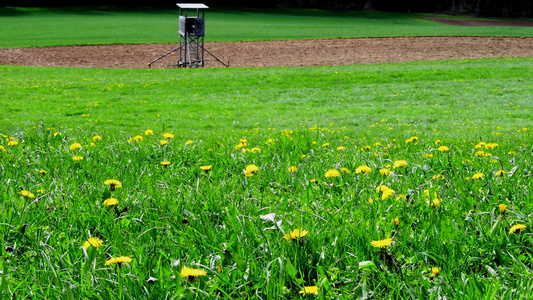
[1,18,532,68]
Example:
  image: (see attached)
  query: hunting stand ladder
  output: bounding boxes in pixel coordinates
[148,3,229,68]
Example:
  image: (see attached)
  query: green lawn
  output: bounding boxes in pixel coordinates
[0,7,532,48]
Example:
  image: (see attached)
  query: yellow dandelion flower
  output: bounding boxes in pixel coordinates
[395,194,406,201]
[379,168,390,176]
[340,167,350,173]
[251,147,261,153]
[499,204,507,214]
[300,154,307,158]
[485,143,499,150]
[83,237,103,250]
[299,286,319,295]
[371,238,393,248]
[337,146,346,151]
[72,156,84,161]
[245,164,259,174]
[103,198,119,207]
[376,185,390,192]
[430,198,441,207]
[19,190,35,199]
[393,160,407,169]
[161,161,171,167]
[496,170,506,177]
[39,169,47,175]
[472,173,484,179]
[288,166,298,173]
[185,140,193,145]
[7,140,18,146]
[144,129,154,136]
[432,174,445,180]
[160,139,168,145]
[322,143,330,147]
[438,146,449,152]
[435,140,441,145]
[235,143,246,150]
[284,228,309,241]
[92,135,102,141]
[0,145,5,151]
[381,188,395,200]
[162,132,174,139]
[325,169,340,178]
[37,189,45,194]
[355,165,372,174]
[129,135,143,142]
[424,153,433,158]
[105,256,132,266]
[69,143,82,150]
[180,266,207,277]
[392,217,399,226]
[104,179,122,190]
[475,150,485,157]
[431,267,441,277]
[509,224,527,234]
[405,136,418,144]
[508,151,516,155]
[200,165,213,172]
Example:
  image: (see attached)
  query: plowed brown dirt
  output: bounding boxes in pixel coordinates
[1,36,531,68]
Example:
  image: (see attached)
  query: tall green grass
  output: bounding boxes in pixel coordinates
[0,7,532,48]
[1,108,531,298]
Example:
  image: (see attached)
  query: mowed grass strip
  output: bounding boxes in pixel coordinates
[1,57,531,139]
[1,7,532,48]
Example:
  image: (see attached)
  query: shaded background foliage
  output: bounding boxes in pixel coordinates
[1,0,531,18]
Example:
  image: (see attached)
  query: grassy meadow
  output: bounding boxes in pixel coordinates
[1,6,533,300]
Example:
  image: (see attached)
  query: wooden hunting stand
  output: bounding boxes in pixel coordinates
[148,3,229,68]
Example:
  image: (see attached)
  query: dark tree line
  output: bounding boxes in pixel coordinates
[2,0,531,18]
[281,0,531,17]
